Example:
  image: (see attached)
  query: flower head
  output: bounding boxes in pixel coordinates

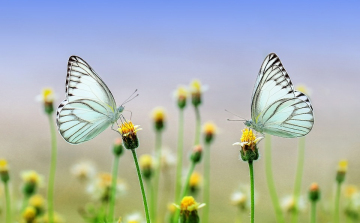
[124,212,145,223]
[71,161,96,182]
[21,170,44,197]
[0,159,10,183]
[23,206,36,223]
[308,182,320,202]
[29,194,46,215]
[230,184,254,211]
[40,212,65,223]
[37,88,56,114]
[151,107,166,131]
[174,85,188,109]
[344,185,360,220]
[189,171,202,194]
[233,129,263,162]
[189,79,207,107]
[296,84,311,96]
[190,145,202,163]
[175,196,205,223]
[139,154,154,180]
[113,138,124,156]
[203,122,217,144]
[281,195,306,213]
[87,172,127,202]
[118,121,142,150]
[160,148,176,170]
[336,159,348,183]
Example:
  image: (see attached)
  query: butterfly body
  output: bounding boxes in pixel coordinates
[56,56,125,145]
[246,53,314,138]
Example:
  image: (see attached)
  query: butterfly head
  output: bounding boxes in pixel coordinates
[117,106,125,113]
[244,120,252,127]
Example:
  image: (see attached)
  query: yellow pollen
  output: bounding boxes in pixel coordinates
[190,79,202,92]
[23,206,36,220]
[180,196,196,210]
[345,185,358,197]
[0,159,8,171]
[42,88,54,102]
[23,171,40,183]
[140,155,153,169]
[338,159,348,172]
[203,122,216,135]
[119,121,136,136]
[128,221,139,223]
[189,172,201,187]
[98,173,112,187]
[296,84,309,95]
[29,194,45,208]
[241,129,256,143]
[152,107,166,122]
[176,86,188,99]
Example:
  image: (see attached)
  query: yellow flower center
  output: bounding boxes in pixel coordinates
[189,172,201,187]
[180,196,197,210]
[140,155,153,169]
[241,129,256,143]
[98,173,112,187]
[23,171,40,184]
[152,107,166,122]
[203,122,216,135]
[29,194,45,208]
[0,159,8,171]
[295,84,309,95]
[128,221,139,223]
[42,88,54,102]
[190,79,201,92]
[176,86,188,99]
[23,206,36,220]
[338,159,348,172]
[118,121,139,136]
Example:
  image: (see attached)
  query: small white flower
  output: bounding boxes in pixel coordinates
[124,212,145,223]
[71,161,96,181]
[281,195,306,213]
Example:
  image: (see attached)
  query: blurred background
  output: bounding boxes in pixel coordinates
[1,1,360,222]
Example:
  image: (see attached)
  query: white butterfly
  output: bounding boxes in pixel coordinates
[56,56,132,144]
[244,53,314,138]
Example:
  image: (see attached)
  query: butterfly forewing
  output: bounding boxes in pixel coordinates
[56,56,119,144]
[66,56,117,110]
[251,53,314,138]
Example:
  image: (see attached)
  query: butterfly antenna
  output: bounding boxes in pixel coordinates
[121,89,139,106]
[227,119,243,121]
[224,109,246,121]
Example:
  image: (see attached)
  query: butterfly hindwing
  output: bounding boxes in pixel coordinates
[56,99,113,144]
[251,53,314,138]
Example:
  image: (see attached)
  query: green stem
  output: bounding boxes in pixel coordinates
[47,114,57,223]
[131,149,151,223]
[310,201,317,223]
[173,161,197,223]
[153,131,162,223]
[21,195,30,213]
[194,106,201,146]
[202,142,211,223]
[4,182,11,223]
[291,137,306,223]
[265,135,285,223]
[108,154,120,222]
[147,179,156,223]
[175,109,185,203]
[334,181,341,223]
[248,160,255,223]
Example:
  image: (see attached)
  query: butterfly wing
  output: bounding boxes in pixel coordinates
[251,53,314,138]
[56,56,118,144]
